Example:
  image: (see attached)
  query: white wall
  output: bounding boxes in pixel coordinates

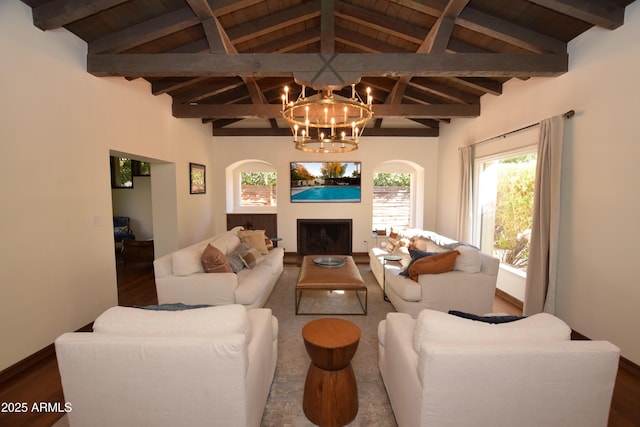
[0,1,216,370]
[437,2,640,364]
[211,136,439,253]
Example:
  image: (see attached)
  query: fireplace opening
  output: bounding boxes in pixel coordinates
[297,219,352,255]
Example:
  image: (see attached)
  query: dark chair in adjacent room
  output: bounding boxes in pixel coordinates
[113,216,135,250]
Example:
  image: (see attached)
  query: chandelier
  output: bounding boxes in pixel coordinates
[281,84,373,153]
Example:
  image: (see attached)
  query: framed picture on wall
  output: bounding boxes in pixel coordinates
[189,163,206,194]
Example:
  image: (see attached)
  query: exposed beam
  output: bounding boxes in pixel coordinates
[212,127,439,137]
[88,52,568,79]
[88,8,200,54]
[172,103,480,119]
[457,8,567,54]
[321,0,335,54]
[32,0,129,31]
[226,1,320,45]
[527,0,624,30]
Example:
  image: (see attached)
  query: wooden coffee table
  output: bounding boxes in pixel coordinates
[295,255,367,315]
[302,318,361,427]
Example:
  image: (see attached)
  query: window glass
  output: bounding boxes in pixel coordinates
[372,172,411,232]
[475,151,536,272]
[240,172,277,207]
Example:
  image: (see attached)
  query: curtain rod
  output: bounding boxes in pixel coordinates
[470,110,575,147]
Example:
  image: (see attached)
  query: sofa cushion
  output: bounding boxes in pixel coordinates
[238,229,269,255]
[172,244,207,276]
[400,249,439,277]
[201,244,233,273]
[210,231,242,256]
[453,245,482,273]
[413,309,571,354]
[408,251,459,281]
[93,304,250,340]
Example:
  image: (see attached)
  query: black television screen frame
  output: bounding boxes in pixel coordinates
[290,161,362,203]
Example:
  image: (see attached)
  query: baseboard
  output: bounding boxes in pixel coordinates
[0,321,94,386]
[495,288,523,309]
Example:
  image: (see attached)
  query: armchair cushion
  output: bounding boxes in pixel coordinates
[413,309,571,353]
[93,305,250,340]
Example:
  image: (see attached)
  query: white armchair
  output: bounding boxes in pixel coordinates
[55,304,278,427]
[378,309,620,427]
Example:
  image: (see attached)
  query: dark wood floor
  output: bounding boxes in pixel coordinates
[0,255,638,427]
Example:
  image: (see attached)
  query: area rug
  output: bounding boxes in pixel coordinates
[261,265,398,426]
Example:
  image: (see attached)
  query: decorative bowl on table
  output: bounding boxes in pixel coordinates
[313,257,347,268]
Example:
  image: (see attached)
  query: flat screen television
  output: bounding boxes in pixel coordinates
[290,161,361,203]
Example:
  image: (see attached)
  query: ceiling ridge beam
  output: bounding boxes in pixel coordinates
[527,0,624,30]
[88,52,568,79]
[321,0,335,54]
[32,0,129,31]
[88,7,200,54]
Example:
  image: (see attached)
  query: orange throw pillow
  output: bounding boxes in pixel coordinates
[201,244,233,273]
[408,250,459,281]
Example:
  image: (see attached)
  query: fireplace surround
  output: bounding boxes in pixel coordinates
[297,219,352,255]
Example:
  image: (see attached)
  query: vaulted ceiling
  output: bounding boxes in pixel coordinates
[20,0,636,137]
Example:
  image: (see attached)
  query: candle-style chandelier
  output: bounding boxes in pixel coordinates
[281,84,373,153]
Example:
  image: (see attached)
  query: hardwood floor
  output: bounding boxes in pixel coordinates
[0,255,638,427]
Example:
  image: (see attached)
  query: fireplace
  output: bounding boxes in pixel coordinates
[297,219,353,256]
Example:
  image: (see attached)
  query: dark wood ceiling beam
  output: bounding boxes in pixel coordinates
[321,0,335,54]
[226,1,320,45]
[88,8,200,54]
[419,0,470,53]
[527,0,624,30]
[32,0,129,31]
[335,1,426,45]
[212,127,439,137]
[457,8,566,54]
[88,52,568,78]
[450,77,502,96]
[172,103,479,119]
[409,78,479,104]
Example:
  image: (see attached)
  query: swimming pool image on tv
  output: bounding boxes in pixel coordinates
[291,186,361,202]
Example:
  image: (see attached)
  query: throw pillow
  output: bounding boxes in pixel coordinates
[408,250,459,281]
[239,248,263,269]
[453,244,482,273]
[399,248,440,277]
[136,303,212,311]
[238,229,269,255]
[448,310,526,324]
[226,242,251,273]
[201,244,233,273]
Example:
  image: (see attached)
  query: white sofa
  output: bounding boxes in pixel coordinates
[154,227,284,308]
[378,309,620,427]
[56,304,278,427]
[369,229,499,316]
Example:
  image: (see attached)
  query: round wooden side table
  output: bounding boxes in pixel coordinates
[302,318,361,427]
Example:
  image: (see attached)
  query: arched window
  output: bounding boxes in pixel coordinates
[372,161,423,233]
[226,160,277,213]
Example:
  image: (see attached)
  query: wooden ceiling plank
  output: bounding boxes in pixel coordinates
[152,76,210,95]
[335,28,406,53]
[88,52,568,78]
[32,0,129,31]
[385,0,447,18]
[249,28,320,53]
[321,0,335,54]
[409,78,479,104]
[335,1,427,45]
[457,8,567,54]
[173,80,245,104]
[88,7,200,54]
[226,1,321,45]
[210,0,264,17]
[527,0,624,30]
[171,102,480,119]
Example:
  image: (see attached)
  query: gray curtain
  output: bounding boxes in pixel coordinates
[523,116,565,315]
[457,146,473,242]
